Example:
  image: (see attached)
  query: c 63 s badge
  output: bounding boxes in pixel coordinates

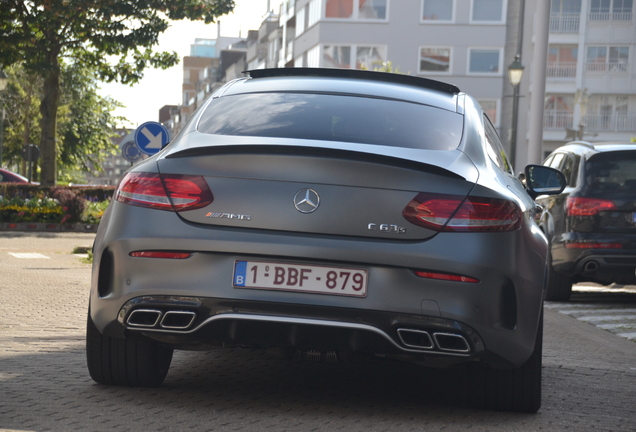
[205,212,251,221]
[368,223,406,234]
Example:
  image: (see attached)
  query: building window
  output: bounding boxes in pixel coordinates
[477,99,499,126]
[297,7,306,35]
[547,45,578,78]
[468,48,502,74]
[307,45,320,67]
[421,0,453,21]
[586,46,629,72]
[550,0,581,32]
[584,95,635,132]
[323,45,386,69]
[325,0,388,20]
[544,95,574,130]
[418,47,451,73]
[589,0,633,21]
[308,0,321,27]
[323,46,352,68]
[471,0,505,22]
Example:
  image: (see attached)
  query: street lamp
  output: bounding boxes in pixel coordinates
[0,70,8,168]
[508,54,524,172]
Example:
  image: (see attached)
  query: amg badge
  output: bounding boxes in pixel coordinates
[205,212,251,221]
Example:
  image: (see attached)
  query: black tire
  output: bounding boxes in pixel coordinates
[86,311,173,387]
[469,311,543,413]
[545,252,572,301]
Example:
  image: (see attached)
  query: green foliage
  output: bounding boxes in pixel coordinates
[0,64,42,167]
[0,0,236,185]
[2,63,122,180]
[81,200,110,225]
[360,61,406,74]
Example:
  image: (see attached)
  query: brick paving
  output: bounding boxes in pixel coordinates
[1,232,636,431]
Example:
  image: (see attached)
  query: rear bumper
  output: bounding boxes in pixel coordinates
[110,296,484,361]
[552,238,636,284]
[90,203,547,369]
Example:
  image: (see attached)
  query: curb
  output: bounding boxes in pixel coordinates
[0,222,98,233]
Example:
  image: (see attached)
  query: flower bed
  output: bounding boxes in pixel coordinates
[0,184,114,231]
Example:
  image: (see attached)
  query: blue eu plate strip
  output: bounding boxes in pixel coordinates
[234,261,247,286]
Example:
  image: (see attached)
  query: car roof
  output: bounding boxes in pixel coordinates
[553,141,636,158]
[217,68,462,114]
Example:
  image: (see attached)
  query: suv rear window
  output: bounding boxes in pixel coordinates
[585,151,636,193]
[197,92,463,151]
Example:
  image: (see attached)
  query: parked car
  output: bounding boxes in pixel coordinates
[536,141,636,301]
[86,68,565,413]
[0,168,28,183]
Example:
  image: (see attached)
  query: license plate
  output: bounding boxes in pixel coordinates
[233,261,368,297]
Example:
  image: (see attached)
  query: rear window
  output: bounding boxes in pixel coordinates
[197,92,463,151]
[585,151,636,193]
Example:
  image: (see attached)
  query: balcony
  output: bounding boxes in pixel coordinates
[550,13,580,33]
[546,62,577,78]
[544,111,574,130]
[585,61,629,72]
[583,113,636,132]
[588,12,633,21]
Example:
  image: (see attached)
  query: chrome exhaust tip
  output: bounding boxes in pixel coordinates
[433,332,470,353]
[397,328,434,349]
[583,260,599,274]
[160,311,197,329]
[127,309,162,328]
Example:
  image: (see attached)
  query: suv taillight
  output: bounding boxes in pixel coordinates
[402,193,521,232]
[115,173,214,211]
[566,197,616,216]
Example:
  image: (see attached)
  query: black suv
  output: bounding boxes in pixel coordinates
[537,141,636,301]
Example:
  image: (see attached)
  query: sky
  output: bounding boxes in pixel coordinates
[98,1,280,128]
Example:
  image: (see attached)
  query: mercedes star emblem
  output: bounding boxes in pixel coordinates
[294,189,320,213]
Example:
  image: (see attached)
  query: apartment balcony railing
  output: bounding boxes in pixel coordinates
[546,62,577,78]
[583,113,636,132]
[544,111,574,130]
[588,12,633,21]
[550,13,580,33]
[585,61,629,72]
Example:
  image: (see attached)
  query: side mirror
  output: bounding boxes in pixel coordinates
[524,165,566,199]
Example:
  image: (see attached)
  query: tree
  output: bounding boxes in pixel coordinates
[2,62,123,183]
[0,0,235,185]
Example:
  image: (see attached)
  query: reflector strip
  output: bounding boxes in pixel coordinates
[565,242,622,249]
[129,251,192,259]
[414,270,479,283]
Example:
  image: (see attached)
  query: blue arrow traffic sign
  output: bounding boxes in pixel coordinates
[134,122,170,155]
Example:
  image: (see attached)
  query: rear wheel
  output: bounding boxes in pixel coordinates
[545,252,572,301]
[469,312,543,413]
[86,312,173,387]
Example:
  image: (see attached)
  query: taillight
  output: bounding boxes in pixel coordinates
[567,197,616,216]
[129,251,192,259]
[402,192,521,232]
[565,242,622,249]
[115,173,213,211]
[414,270,479,283]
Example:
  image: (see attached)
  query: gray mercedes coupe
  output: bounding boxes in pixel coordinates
[86,68,565,413]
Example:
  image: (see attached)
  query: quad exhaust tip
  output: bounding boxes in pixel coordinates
[126,309,197,330]
[397,328,470,353]
[397,328,434,349]
[127,309,162,327]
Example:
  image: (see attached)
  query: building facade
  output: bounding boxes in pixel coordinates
[544,0,635,157]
